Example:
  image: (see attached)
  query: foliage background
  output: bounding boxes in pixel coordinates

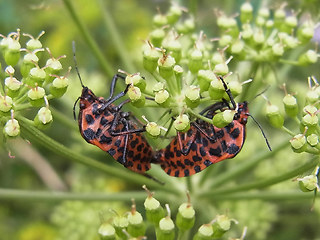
[0,0,320,239]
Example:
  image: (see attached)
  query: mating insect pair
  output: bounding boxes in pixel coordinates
[74,65,266,179]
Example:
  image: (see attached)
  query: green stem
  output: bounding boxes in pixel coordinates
[188,109,212,124]
[282,126,296,136]
[61,0,114,77]
[0,188,165,202]
[199,158,318,197]
[200,140,290,187]
[17,116,178,193]
[97,0,136,73]
[209,191,319,201]
[14,102,32,111]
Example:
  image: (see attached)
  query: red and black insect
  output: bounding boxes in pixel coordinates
[156,77,271,177]
[74,73,155,174]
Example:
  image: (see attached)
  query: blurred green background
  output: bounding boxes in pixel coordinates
[0,0,320,239]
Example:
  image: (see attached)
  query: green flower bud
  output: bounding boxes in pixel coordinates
[167,5,182,24]
[125,74,146,91]
[4,118,20,137]
[209,78,225,100]
[20,51,39,78]
[298,50,318,66]
[127,210,146,238]
[298,175,319,192]
[153,14,168,27]
[5,76,21,97]
[306,90,319,104]
[27,87,46,106]
[230,40,245,58]
[283,35,299,49]
[158,55,176,78]
[240,2,253,23]
[307,134,318,147]
[183,18,196,33]
[143,47,161,73]
[272,43,284,57]
[144,188,165,225]
[153,82,165,92]
[266,104,284,128]
[214,63,229,76]
[156,217,175,240]
[266,20,274,29]
[174,65,183,81]
[290,134,307,153]
[197,70,215,92]
[98,223,116,240]
[34,107,53,129]
[176,203,195,231]
[0,95,13,113]
[283,94,298,117]
[50,75,69,98]
[185,85,200,108]
[5,65,15,76]
[188,49,203,74]
[218,35,233,47]
[150,28,165,47]
[45,57,63,80]
[27,67,46,87]
[193,224,213,240]
[0,36,11,52]
[242,23,253,40]
[174,114,190,132]
[24,31,45,52]
[298,22,314,43]
[212,215,233,238]
[253,30,265,45]
[303,105,317,115]
[146,122,161,138]
[258,8,270,18]
[128,86,145,108]
[5,41,20,67]
[211,52,224,65]
[255,16,266,27]
[228,80,242,97]
[285,15,298,29]
[302,113,318,128]
[155,89,170,106]
[163,39,182,63]
[112,215,128,240]
[212,110,236,128]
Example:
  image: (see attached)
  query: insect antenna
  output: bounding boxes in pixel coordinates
[247,113,272,151]
[72,41,85,88]
[218,76,237,109]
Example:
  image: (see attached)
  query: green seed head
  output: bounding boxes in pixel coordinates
[146,122,161,138]
[198,70,215,92]
[174,114,190,132]
[285,15,298,28]
[143,47,161,72]
[153,14,168,27]
[125,74,146,91]
[211,52,224,65]
[185,85,200,101]
[5,76,21,91]
[188,49,203,73]
[212,110,236,128]
[228,80,242,97]
[98,222,116,240]
[214,63,229,76]
[306,90,319,103]
[176,202,195,231]
[155,90,170,105]
[0,95,13,113]
[167,5,182,24]
[283,94,298,117]
[307,134,318,147]
[298,175,319,192]
[5,40,21,66]
[195,224,214,239]
[209,78,225,100]
[159,217,175,232]
[37,107,53,124]
[4,118,20,137]
[153,82,165,92]
[128,85,142,102]
[158,55,176,78]
[303,105,317,115]
[290,134,307,152]
[302,113,318,127]
[28,87,46,100]
[266,104,284,128]
[298,50,318,66]
[150,28,166,47]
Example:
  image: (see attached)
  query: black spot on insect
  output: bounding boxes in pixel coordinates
[184,169,190,176]
[230,128,240,139]
[221,140,227,152]
[176,151,182,157]
[191,142,197,151]
[199,146,206,157]
[209,147,222,157]
[99,135,112,144]
[127,151,134,158]
[192,155,202,162]
[114,139,121,147]
[137,163,142,171]
[85,114,94,125]
[100,117,110,126]
[216,130,224,139]
[167,168,172,175]
[108,148,116,156]
[194,165,201,173]
[130,138,139,148]
[204,160,212,166]
[174,170,180,177]
[227,143,240,154]
[202,138,208,147]
[83,128,95,141]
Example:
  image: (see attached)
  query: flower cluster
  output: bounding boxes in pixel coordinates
[265,77,320,193]
[0,29,70,140]
[98,186,239,240]
[216,2,317,65]
[124,4,245,138]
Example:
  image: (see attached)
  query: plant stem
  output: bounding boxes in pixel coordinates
[210,191,319,201]
[17,116,178,193]
[200,140,290,187]
[198,158,318,197]
[97,0,136,73]
[61,0,114,77]
[0,188,166,202]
